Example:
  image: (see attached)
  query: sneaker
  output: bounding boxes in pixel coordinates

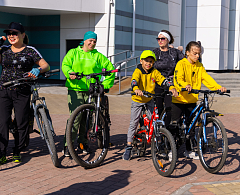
[0,155,7,165]
[122,146,132,161]
[62,146,71,157]
[13,152,21,163]
[184,150,199,160]
[168,150,172,162]
[78,143,90,154]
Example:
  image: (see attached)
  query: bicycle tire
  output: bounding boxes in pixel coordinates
[151,125,177,177]
[37,108,59,167]
[197,117,228,173]
[66,104,108,168]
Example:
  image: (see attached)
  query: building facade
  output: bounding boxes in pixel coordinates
[0,0,239,80]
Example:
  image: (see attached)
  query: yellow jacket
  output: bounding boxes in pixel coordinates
[132,64,166,103]
[172,58,222,104]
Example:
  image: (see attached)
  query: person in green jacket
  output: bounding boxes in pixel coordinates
[61,31,115,156]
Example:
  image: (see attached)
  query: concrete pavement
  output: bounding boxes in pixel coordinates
[1,86,240,195]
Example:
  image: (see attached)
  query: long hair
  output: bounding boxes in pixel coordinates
[23,34,29,45]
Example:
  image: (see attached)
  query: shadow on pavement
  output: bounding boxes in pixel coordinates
[46,169,132,195]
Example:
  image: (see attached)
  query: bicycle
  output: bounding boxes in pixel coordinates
[66,69,118,168]
[161,88,230,173]
[131,91,177,177]
[3,69,60,167]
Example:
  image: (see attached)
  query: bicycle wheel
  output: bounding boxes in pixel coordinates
[66,104,109,168]
[37,108,59,167]
[197,117,228,173]
[151,125,177,177]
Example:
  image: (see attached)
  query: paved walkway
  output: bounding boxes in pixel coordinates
[1,86,240,195]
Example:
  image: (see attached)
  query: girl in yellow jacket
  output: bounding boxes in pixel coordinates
[172,41,227,159]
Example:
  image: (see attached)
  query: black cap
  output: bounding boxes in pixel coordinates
[3,22,25,33]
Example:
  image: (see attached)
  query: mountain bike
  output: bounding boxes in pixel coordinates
[66,69,118,168]
[161,88,230,173]
[3,69,60,167]
[131,91,177,177]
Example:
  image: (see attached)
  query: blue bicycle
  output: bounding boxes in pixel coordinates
[162,88,230,173]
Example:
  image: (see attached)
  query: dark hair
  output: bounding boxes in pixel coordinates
[23,34,29,45]
[161,30,174,44]
[184,41,201,58]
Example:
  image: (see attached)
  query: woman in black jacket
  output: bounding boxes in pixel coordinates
[153,30,184,129]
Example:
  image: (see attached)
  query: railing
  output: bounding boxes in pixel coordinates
[113,56,140,94]
[107,50,132,64]
[108,50,140,94]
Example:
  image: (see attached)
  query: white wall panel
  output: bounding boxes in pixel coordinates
[202,49,220,70]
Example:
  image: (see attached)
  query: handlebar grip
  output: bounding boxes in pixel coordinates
[111,69,119,73]
[181,88,187,92]
[226,90,230,93]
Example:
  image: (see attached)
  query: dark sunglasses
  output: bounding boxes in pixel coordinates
[156,37,166,41]
[6,31,19,36]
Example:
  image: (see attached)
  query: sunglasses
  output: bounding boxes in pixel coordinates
[156,37,166,41]
[6,31,19,36]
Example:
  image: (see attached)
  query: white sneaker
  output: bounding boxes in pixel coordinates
[168,150,172,162]
[184,150,199,160]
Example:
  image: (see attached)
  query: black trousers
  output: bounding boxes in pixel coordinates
[171,103,196,151]
[0,89,31,155]
[155,87,172,128]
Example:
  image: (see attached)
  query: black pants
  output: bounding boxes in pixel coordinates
[155,87,172,128]
[171,103,196,151]
[0,89,30,155]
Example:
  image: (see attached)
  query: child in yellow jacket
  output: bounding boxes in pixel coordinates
[172,41,227,159]
[122,50,178,160]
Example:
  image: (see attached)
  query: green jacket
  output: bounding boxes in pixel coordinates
[62,46,115,91]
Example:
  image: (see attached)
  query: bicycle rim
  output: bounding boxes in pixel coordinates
[38,108,59,167]
[151,126,177,177]
[66,104,108,168]
[197,117,228,173]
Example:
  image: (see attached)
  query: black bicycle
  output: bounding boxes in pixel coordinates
[161,89,230,173]
[66,69,118,168]
[3,69,60,167]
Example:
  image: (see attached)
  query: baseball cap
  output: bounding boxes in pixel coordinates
[140,50,156,61]
[3,22,25,33]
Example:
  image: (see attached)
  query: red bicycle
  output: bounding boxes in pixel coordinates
[132,91,177,177]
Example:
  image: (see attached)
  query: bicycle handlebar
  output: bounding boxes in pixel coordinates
[69,69,119,80]
[2,69,60,87]
[131,90,173,97]
[181,88,230,95]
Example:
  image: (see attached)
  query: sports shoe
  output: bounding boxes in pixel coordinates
[0,155,7,165]
[78,143,90,154]
[122,146,132,161]
[184,150,199,160]
[62,146,71,157]
[13,152,21,163]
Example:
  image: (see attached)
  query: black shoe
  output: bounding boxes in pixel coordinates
[123,146,132,160]
[13,151,21,163]
[62,146,71,157]
[78,143,90,154]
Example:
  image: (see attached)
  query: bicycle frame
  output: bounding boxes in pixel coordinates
[30,83,55,139]
[137,100,165,144]
[180,92,223,146]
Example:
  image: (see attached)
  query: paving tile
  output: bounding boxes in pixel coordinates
[2,92,240,195]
